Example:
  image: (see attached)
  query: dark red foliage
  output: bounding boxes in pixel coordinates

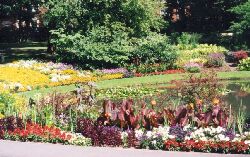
[165,105,228,127]
[232,50,248,62]
[76,118,122,147]
[98,126,122,147]
[0,116,24,139]
[99,99,165,130]
[77,118,100,146]
[127,130,137,148]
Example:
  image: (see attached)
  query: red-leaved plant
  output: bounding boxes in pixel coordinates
[232,50,248,63]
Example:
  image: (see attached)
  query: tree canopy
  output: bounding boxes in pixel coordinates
[230,0,250,43]
[43,0,166,37]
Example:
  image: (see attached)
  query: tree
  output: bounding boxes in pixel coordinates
[42,0,176,69]
[230,0,250,48]
[43,0,166,37]
[0,0,45,42]
[165,0,246,33]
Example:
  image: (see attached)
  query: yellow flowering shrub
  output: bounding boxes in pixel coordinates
[175,44,228,66]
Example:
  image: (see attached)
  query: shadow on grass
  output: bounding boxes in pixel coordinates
[0,42,54,63]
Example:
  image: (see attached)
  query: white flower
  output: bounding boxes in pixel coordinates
[146,131,153,138]
[183,124,191,131]
[151,140,157,145]
[185,136,191,141]
[121,132,128,140]
[200,137,208,141]
[232,137,241,142]
[14,82,23,89]
[244,140,250,145]
[169,135,175,139]
[51,77,58,82]
[135,129,144,140]
[27,86,32,91]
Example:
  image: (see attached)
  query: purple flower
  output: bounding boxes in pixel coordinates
[184,62,201,69]
[208,53,225,60]
[100,68,128,74]
[224,129,235,140]
[169,125,187,141]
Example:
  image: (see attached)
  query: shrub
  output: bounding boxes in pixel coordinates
[206,53,225,67]
[176,32,202,45]
[51,25,133,69]
[232,50,248,63]
[127,63,176,74]
[129,33,178,70]
[98,126,122,147]
[52,29,177,69]
[238,57,250,71]
[184,62,201,73]
[176,44,227,67]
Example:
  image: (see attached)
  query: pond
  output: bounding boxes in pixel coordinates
[224,81,250,117]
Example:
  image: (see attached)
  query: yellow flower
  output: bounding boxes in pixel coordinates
[188,103,194,110]
[212,98,220,105]
[151,100,157,106]
[0,113,5,119]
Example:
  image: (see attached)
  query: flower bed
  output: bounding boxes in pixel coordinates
[134,69,185,77]
[0,117,91,146]
[131,126,250,153]
[0,60,124,92]
[0,71,249,154]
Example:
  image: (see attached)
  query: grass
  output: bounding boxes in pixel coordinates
[20,71,250,98]
[0,42,52,63]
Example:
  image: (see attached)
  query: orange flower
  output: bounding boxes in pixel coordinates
[151,100,157,106]
[212,98,220,105]
[188,103,194,110]
[196,99,203,105]
[105,113,111,117]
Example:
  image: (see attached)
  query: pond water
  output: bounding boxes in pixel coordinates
[224,81,250,117]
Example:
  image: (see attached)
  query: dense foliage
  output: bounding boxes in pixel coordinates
[238,57,250,71]
[43,0,177,69]
[230,0,250,48]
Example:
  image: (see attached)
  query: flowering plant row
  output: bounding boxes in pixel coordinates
[134,69,185,77]
[76,117,250,154]
[2,122,92,146]
[0,60,123,92]
[122,125,250,154]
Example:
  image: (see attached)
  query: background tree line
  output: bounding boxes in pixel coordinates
[0,0,249,67]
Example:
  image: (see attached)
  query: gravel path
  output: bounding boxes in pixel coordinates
[0,140,249,157]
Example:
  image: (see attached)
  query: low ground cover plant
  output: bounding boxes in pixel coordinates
[238,57,250,71]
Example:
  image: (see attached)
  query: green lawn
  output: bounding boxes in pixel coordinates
[20,71,250,98]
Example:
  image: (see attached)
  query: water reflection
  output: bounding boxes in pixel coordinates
[224,81,250,117]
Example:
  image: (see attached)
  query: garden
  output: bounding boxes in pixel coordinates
[1,0,250,155]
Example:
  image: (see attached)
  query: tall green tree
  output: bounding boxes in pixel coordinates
[43,0,166,37]
[230,0,250,48]
[165,0,246,33]
[0,0,45,42]
[42,0,176,69]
